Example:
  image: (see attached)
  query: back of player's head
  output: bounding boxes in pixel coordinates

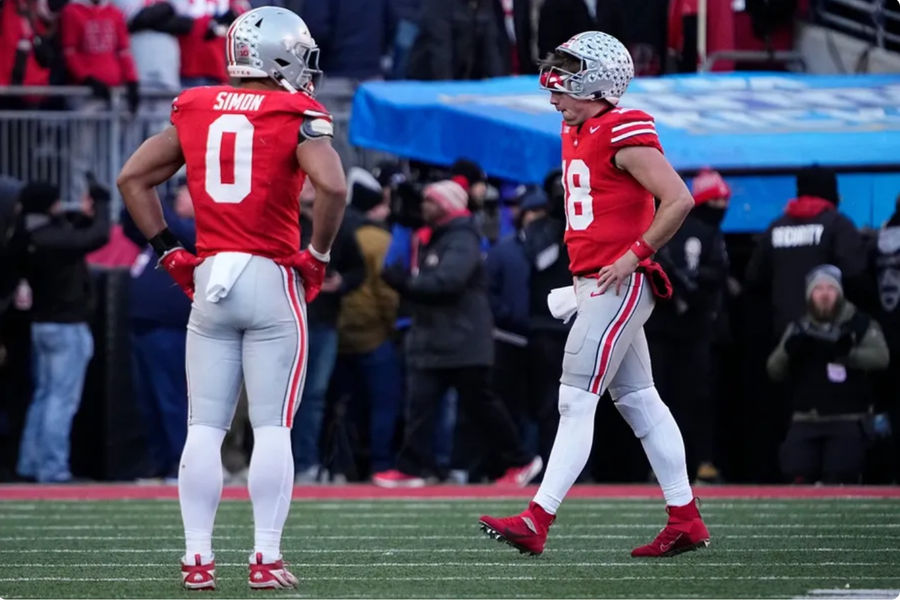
[538,31,634,104]
[225,6,322,96]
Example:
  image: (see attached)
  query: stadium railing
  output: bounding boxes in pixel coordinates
[0,85,353,215]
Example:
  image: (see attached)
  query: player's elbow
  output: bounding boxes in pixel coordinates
[116,168,139,198]
[667,188,694,217]
[318,177,347,203]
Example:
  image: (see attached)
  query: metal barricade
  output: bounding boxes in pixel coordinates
[811,0,900,52]
[0,85,356,216]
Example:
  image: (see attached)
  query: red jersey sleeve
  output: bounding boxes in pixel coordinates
[169,88,199,127]
[607,108,663,152]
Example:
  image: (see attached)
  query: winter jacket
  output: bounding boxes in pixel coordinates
[60,0,137,86]
[767,300,889,417]
[300,213,365,328]
[406,0,506,80]
[302,0,394,79]
[485,231,530,341]
[24,202,111,323]
[646,211,728,340]
[397,216,493,368]
[521,215,571,334]
[746,196,867,336]
[338,220,398,354]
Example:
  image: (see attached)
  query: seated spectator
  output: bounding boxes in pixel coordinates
[767,265,890,484]
[16,180,110,483]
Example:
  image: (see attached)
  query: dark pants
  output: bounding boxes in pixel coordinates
[335,340,403,474]
[648,334,716,478]
[291,322,338,471]
[780,420,867,484]
[398,365,530,478]
[492,333,563,464]
[131,323,188,478]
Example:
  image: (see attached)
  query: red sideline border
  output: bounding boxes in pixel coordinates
[1,483,899,501]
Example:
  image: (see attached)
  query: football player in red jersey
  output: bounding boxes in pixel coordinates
[117,6,346,590]
[479,31,711,558]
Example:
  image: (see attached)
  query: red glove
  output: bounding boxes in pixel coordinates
[159,247,201,300]
[276,249,328,303]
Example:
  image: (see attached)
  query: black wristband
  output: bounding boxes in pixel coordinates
[148,227,182,257]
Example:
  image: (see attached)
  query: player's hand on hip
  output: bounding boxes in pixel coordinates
[159,248,202,301]
[276,250,328,303]
[596,250,640,296]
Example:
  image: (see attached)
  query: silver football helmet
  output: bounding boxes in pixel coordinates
[226,6,322,96]
[539,31,634,104]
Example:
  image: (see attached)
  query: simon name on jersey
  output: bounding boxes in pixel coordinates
[213,92,265,112]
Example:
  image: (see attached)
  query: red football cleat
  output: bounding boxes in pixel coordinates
[372,469,426,488]
[181,553,215,590]
[494,456,544,488]
[248,552,299,590]
[631,498,710,557]
[479,501,556,555]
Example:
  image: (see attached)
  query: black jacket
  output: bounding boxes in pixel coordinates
[767,302,890,416]
[397,216,493,368]
[521,216,571,334]
[537,0,625,59]
[746,198,867,337]
[300,212,365,327]
[24,203,110,323]
[646,211,728,340]
[406,0,506,80]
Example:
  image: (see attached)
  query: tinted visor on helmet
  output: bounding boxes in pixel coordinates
[538,65,584,97]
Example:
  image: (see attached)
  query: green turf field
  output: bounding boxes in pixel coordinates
[0,497,898,598]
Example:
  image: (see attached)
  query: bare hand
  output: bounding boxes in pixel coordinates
[321,272,342,293]
[595,250,639,296]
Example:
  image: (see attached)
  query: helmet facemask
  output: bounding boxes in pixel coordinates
[272,42,323,96]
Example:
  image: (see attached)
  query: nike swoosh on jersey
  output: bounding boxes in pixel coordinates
[589,125,601,134]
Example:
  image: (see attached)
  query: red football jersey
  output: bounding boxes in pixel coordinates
[171,86,331,258]
[560,107,663,276]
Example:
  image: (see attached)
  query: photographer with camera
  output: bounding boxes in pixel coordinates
[767,264,889,484]
[16,179,110,483]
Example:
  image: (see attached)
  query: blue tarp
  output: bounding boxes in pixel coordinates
[350,73,900,231]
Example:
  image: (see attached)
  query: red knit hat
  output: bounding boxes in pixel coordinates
[424,180,468,215]
[691,168,731,205]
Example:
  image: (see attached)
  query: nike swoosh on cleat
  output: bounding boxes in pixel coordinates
[659,533,683,553]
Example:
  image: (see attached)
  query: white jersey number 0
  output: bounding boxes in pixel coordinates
[205,114,254,204]
[563,159,593,231]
